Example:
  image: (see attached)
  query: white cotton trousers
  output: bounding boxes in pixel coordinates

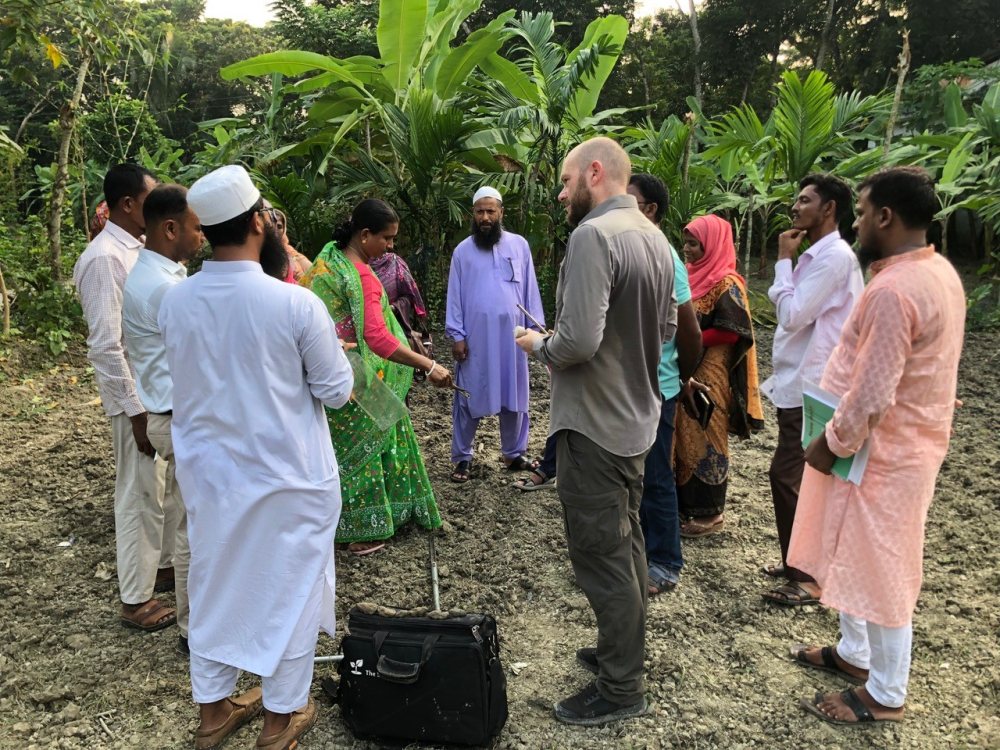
[836,611,913,708]
[110,413,178,604]
[145,413,189,636]
[190,650,315,714]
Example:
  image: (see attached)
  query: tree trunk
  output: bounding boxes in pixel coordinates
[0,262,9,337]
[677,0,702,109]
[883,30,910,158]
[48,48,93,282]
[816,0,836,70]
[743,195,755,277]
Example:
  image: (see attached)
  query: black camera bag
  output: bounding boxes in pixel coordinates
[337,607,507,746]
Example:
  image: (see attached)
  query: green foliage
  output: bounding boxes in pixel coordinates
[0,218,84,354]
[78,91,175,163]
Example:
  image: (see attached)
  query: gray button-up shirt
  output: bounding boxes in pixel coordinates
[537,194,677,457]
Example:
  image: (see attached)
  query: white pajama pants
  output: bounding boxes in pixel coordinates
[190,651,315,714]
[110,413,178,604]
[836,611,913,708]
[145,413,189,636]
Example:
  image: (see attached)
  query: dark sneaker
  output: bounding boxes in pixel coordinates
[553,681,648,726]
[576,647,598,675]
[176,635,189,657]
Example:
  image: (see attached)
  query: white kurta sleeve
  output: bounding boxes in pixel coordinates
[297,294,354,408]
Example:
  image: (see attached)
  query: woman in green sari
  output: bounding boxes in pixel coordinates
[302,199,452,555]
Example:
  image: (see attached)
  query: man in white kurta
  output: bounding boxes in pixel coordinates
[159,166,353,750]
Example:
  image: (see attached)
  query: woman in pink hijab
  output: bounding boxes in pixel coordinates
[673,214,764,538]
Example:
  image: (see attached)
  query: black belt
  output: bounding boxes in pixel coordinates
[151,410,172,416]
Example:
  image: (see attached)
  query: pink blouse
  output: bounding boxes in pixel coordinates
[354,261,401,359]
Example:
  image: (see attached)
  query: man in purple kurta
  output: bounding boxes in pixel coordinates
[446,187,545,482]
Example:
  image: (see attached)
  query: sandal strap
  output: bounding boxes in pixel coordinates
[839,689,875,722]
[820,646,839,670]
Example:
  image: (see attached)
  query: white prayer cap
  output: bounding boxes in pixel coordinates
[187,165,261,226]
[473,186,503,205]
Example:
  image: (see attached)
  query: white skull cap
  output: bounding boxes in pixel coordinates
[187,165,262,226]
[473,186,502,205]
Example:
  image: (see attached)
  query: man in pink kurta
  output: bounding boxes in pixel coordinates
[789,167,965,727]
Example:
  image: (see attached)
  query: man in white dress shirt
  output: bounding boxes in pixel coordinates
[158,165,354,750]
[123,184,205,656]
[73,164,181,631]
[761,174,864,606]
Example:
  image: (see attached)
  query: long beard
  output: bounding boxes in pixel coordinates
[260,224,289,280]
[567,183,592,228]
[472,219,503,249]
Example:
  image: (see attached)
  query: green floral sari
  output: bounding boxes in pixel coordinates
[303,242,441,543]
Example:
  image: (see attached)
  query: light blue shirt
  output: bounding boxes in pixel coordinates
[123,248,187,413]
[657,245,691,400]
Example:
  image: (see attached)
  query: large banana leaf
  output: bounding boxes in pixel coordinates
[221,50,365,90]
[566,15,628,122]
[377,0,430,93]
[434,26,505,100]
[479,53,538,104]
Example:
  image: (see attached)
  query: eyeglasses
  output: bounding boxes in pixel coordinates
[257,206,278,224]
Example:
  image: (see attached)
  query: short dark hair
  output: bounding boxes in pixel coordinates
[629,173,670,223]
[201,197,264,248]
[858,166,939,230]
[332,198,399,247]
[104,163,155,210]
[799,173,853,226]
[143,184,189,227]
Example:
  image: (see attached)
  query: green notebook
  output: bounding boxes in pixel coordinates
[801,381,870,485]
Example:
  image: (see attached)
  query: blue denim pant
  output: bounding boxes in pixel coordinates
[640,396,683,578]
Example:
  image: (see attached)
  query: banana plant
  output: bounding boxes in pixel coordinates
[467,12,629,268]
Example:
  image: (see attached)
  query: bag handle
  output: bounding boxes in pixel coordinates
[374,632,439,685]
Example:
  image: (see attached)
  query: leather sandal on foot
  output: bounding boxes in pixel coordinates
[347,541,385,557]
[121,599,177,632]
[450,460,471,483]
[679,517,724,538]
[195,687,263,750]
[256,697,317,749]
[789,644,867,685]
[762,582,820,607]
[799,689,903,726]
[514,471,556,491]
[504,455,539,472]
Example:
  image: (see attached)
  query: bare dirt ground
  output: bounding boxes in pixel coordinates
[1,324,997,749]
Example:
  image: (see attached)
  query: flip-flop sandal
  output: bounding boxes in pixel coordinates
[451,460,471,483]
[195,687,263,750]
[348,542,386,557]
[762,582,821,607]
[789,644,867,685]
[647,571,677,596]
[680,518,724,538]
[121,599,177,632]
[504,455,539,472]
[799,689,902,726]
[514,472,556,491]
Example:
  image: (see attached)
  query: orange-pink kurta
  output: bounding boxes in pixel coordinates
[787,247,965,627]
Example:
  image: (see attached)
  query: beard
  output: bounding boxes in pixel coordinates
[471,218,503,249]
[856,238,881,271]
[566,182,593,227]
[260,224,289,280]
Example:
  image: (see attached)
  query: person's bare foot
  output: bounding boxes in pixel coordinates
[810,687,904,723]
[796,645,868,681]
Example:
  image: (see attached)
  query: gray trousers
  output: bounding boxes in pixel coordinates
[556,429,649,705]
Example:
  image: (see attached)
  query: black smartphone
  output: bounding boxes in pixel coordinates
[694,390,715,430]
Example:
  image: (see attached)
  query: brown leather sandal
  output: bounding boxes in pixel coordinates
[120,599,176,632]
[195,687,264,750]
[256,698,317,749]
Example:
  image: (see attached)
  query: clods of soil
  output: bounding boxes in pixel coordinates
[1,326,997,749]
